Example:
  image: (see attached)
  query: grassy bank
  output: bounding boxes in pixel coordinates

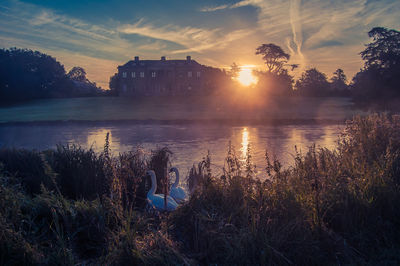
[0,96,357,123]
[1,114,400,265]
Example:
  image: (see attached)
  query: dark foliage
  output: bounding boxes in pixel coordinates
[0,48,104,104]
[254,69,294,96]
[0,148,54,194]
[352,27,400,107]
[295,68,330,96]
[256,43,290,74]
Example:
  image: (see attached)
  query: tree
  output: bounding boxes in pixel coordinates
[0,48,104,103]
[229,62,241,79]
[295,68,330,96]
[331,69,347,83]
[0,48,68,102]
[67,66,87,82]
[109,73,119,96]
[360,27,400,71]
[254,68,294,96]
[330,68,348,92]
[352,27,400,106]
[255,43,290,74]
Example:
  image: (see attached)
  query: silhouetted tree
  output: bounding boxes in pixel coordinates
[0,48,103,104]
[254,68,294,96]
[0,48,68,102]
[295,68,330,96]
[256,43,290,74]
[360,27,400,71]
[109,73,120,96]
[352,27,400,106]
[229,62,241,79]
[67,66,87,82]
[330,68,349,94]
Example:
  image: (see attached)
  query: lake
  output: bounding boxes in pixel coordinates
[0,96,363,178]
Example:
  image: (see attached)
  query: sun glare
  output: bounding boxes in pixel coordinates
[237,68,258,86]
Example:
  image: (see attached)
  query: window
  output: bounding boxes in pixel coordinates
[140,72,144,78]
[151,71,156,78]
[122,72,127,78]
[132,72,135,78]
[197,71,201,78]
[188,71,192,78]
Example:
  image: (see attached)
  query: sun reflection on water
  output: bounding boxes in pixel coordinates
[86,128,120,152]
[241,127,249,159]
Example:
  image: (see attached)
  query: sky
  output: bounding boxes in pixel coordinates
[0,0,399,89]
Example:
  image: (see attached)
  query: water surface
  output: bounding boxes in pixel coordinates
[0,96,358,178]
[0,123,343,178]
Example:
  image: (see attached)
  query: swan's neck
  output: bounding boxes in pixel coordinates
[148,172,157,196]
[172,168,179,188]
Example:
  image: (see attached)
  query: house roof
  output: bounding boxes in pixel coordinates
[119,59,201,68]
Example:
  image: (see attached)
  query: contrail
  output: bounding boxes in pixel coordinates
[289,0,306,73]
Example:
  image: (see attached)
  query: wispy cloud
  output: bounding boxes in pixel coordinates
[118,19,220,51]
[200,0,264,12]
[198,0,399,77]
[200,4,230,12]
[118,19,251,54]
[0,1,170,87]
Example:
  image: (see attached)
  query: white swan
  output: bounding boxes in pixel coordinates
[169,167,188,204]
[146,170,178,211]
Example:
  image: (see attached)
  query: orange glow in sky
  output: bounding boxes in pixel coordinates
[237,67,258,86]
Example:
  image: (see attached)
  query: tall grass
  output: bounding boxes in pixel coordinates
[0,114,400,264]
[172,113,400,264]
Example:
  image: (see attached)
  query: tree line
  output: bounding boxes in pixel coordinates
[0,48,104,104]
[230,26,399,104]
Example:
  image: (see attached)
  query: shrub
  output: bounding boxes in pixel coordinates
[0,148,53,194]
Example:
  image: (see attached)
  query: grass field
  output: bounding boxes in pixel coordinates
[0,96,361,123]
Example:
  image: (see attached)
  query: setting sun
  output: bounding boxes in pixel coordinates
[237,68,258,86]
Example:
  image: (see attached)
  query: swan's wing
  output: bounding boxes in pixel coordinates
[149,194,178,210]
[177,187,188,199]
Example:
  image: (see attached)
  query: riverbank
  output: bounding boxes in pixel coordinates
[1,114,400,264]
[0,96,360,123]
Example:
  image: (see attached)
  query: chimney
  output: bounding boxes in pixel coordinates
[186,55,191,62]
[134,56,139,61]
[161,56,166,61]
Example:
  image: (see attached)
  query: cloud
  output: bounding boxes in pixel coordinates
[118,19,220,50]
[199,1,258,12]
[200,4,230,12]
[170,29,252,54]
[118,19,251,54]
[310,40,344,50]
[288,0,306,73]
[200,0,398,77]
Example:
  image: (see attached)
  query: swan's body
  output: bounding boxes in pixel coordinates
[146,170,178,211]
[169,167,188,204]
